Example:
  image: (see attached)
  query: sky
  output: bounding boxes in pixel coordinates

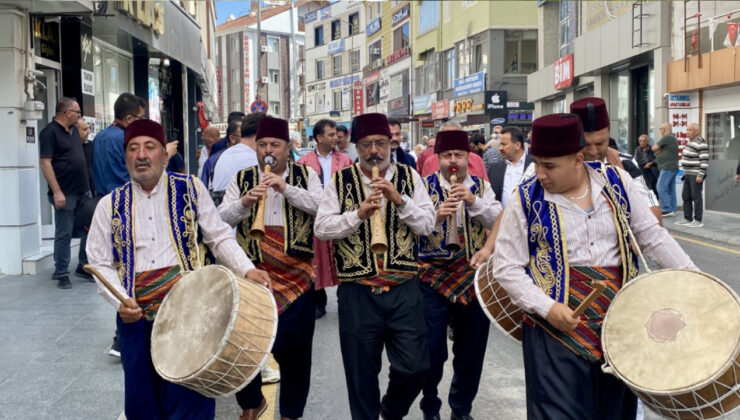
[215,1,252,25]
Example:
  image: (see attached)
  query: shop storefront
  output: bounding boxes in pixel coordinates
[703,88,740,213]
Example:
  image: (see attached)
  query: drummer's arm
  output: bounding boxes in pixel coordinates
[314,174,363,240]
[491,191,556,319]
[86,195,130,310]
[623,173,698,270]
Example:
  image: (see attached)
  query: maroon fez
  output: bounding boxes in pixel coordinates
[256,116,290,142]
[529,113,585,158]
[350,113,391,143]
[434,130,471,154]
[570,97,609,132]
[124,119,166,149]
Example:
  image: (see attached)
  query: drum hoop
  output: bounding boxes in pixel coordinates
[473,261,523,345]
[602,269,740,395]
[153,265,279,396]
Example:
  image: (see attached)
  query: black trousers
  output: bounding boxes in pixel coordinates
[682,174,704,222]
[338,280,430,420]
[315,287,328,308]
[236,289,316,418]
[522,324,637,420]
[419,282,490,417]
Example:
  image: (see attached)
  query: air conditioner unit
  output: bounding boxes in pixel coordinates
[261,45,269,52]
[371,48,381,55]
[262,76,270,84]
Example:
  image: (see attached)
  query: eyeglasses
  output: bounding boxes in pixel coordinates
[357,140,388,151]
[67,109,82,115]
[129,113,145,121]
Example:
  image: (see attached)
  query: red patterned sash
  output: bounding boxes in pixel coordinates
[258,226,314,315]
[134,266,183,321]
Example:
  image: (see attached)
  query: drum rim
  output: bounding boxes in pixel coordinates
[474,259,523,344]
[602,268,740,395]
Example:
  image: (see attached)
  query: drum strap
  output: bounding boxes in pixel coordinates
[134,266,183,321]
[524,265,623,363]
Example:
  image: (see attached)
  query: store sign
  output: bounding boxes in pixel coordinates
[421,120,435,128]
[413,93,436,115]
[367,18,381,36]
[305,11,318,24]
[32,17,60,62]
[431,100,449,120]
[554,54,574,90]
[485,90,508,112]
[81,69,95,96]
[117,0,165,35]
[330,74,360,88]
[353,80,364,115]
[386,46,410,66]
[455,98,477,114]
[321,6,332,20]
[327,39,344,55]
[668,93,699,154]
[388,95,409,117]
[392,4,410,26]
[216,66,223,117]
[243,34,250,112]
[453,71,486,98]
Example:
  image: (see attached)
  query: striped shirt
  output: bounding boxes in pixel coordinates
[492,164,697,319]
[681,136,709,177]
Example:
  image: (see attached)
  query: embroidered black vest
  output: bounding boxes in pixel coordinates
[333,163,418,281]
[235,162,314,264]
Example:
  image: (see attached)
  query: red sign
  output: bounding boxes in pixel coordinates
[250,100,267,113]
[353,80,364,116]
[431,100,449,120]
[554,54,574,90]
[386,46,410,66]
[216,66,223,117]
[421,120,435,128]
[243,34,250,111]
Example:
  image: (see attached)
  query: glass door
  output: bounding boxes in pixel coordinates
[36,67,60,239]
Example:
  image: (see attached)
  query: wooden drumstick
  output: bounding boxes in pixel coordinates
[572,281,606,318]
[83,265,137,309]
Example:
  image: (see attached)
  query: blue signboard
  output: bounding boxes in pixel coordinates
[412,94,434,115]
[327,38,344,55]
[305,11,317,24]
[453,71,486,98]
[320,6,331,20]
[367,17,381,36]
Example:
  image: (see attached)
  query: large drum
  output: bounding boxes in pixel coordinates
[602,269,740,419]
[474,257,524,341]
[151,265,278,397]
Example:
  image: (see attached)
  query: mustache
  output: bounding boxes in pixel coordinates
[135,160,151,167]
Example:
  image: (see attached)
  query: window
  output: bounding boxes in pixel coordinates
[270,101,280,116]
[504,30,537,74]
[367,3,381,20]
[442,48,455,89]
[559,1,577,58]
[331,20,341,41]
[419,50,439,94]
[269,69,279,84]
[415,66,424,94]
[231,36,238,52]
[368,40,382,64]
[349,13,359,36]
[314,26,324,47]
[316,60,324,79]
[333,90,342,111]
[418,1,439,34]
[457,37,487,77]
[351,49,360,72]
[443,1,451,23]
[267,37,279,53]
[333,55,342,76]
[393,22,410,51]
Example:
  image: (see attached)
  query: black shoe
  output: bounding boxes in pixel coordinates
[57,276,72,289]
[315,305,327,319]
[424,414,441,420]
[52,271,65,280]
[108,336,121,358]
[451,412,474,420]
[74,265,94,282]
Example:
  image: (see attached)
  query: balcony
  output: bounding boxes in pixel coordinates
[667,46,740,92]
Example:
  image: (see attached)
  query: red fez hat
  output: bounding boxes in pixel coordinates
[256,116,290,142]
[124,119,166,149]
[350,113,391,143]
[434,130,471,154]
[530,113,585,158]
[570,97,609,132]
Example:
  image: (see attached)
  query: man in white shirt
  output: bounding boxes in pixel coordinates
[487,126,534,207]
[210,112,264,192]
[219,116,323,420]
[87,119,269,419]
[336,125,357,161]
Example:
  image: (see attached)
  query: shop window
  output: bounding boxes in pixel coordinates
[368,40,382,64]
[349,13,360,36]
[333,55,342,76]
[331,20,341,41]
[351,49,360,72]
[93,41,133,128]
[706,111,740,161]
[393,22,410,51]
[505,30,537,74]
[270,101,280,116]
[418,0,439,34]
[333,90,342,111]
[316,60,324,79]
[315,26,324,46]
[267,37,279,53]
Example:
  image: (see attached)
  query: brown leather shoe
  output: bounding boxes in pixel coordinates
[239,398,267,420]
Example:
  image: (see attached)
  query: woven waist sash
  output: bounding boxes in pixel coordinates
[134,265,183,321]
[258,226,314,315]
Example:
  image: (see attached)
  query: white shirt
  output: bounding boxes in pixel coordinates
[87,173,255,309]
[338,143,358,161]
[218,165,323,227]
[211,144,258,191]
[317,150,333,188]
[315,163,436,240]
[501,153,528,207]
[492,164,697,319]
[197,145,208,178]
[435,173,501,229]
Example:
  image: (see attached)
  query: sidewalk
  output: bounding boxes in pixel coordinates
[663,209,740,247]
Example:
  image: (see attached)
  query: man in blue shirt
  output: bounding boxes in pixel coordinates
[209,111,245,156]
[92,93,147,195]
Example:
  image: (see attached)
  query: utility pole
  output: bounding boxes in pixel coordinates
[256,1,262,101]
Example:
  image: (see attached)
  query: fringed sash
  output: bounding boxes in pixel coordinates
[418,228,476,305]
[134,265,183,321]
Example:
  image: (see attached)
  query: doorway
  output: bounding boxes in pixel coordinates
[36,66,61,239]
[630,65,650,152]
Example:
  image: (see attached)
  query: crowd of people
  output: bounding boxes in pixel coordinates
[39,93,704,420]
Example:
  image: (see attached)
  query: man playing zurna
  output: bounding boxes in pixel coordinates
[417,130,502,420]
[218,116,323,420]
[492,113,697,419]
[86,119,270,419]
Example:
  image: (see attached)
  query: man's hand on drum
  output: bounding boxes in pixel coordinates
[546,302,580,331]
[119,298,142,323]
[241,183,269,208]
[246,268,271,288]
[469,247,491,270]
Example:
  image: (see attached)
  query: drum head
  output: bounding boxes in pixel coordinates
[151,265,237,380]
[602,270,740,392]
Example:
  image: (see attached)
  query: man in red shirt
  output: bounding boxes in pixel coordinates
[418,121,489,181]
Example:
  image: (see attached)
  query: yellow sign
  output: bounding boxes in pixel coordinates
[118,0,165,35]
[584,2,631,33]
[455,99,483,114]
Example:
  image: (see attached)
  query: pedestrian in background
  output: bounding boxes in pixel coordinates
[634,134,659,196]
[470,132,502,174]
[335,125,357,161]
[676,122,709,228]
[39,97,90,289]
[653,122,680,217]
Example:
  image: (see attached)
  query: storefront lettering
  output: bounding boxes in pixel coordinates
[32,17,60,62]
[118,0,165,35]
[554,54,574,90]
[243,34,250,112]
[386,47,410,66]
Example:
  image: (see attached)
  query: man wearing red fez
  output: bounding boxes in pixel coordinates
[219,115,323,420]
[491,113,698,419]
[418,121,490,181]
[86,118,270,419]
[416,130,501,420]
[570,97,663,224]
[315,112,436,420]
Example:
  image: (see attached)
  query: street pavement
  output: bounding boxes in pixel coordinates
[1,211,740,419]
